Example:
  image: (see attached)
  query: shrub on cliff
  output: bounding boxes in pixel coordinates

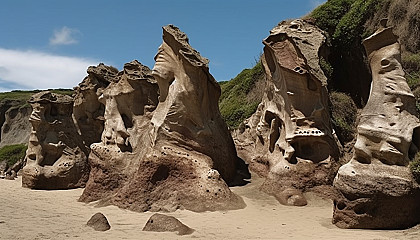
[219,62,264,129]
[0,144,27,166]
[329,91,357,144]
[410,152,420,183]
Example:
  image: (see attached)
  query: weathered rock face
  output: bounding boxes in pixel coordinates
[143,213,194,235]
[99,60,158,152]
[0,99,32,148]
[79,61,159,203]
[80,25,245,212]
[333,21,420,229]
[21,92,89,189]
[235,19,340,205]
[73,63,117,147]
[0,105,31,148]
[86,212,111,231]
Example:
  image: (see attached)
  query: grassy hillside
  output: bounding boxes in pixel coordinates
[0,89,74,107]
[310,0,420,109]
[309,0,420,143]
[219,62,264,129]
[0,143,27,166]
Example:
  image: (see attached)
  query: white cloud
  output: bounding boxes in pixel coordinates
[49,27,80,46]
[0,48,98,92]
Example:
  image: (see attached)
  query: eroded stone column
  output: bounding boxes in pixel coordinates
[332,20,420,229]
[235,19,340,206]
[22,92,89,189]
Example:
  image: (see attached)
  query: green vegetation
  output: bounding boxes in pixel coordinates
[0,90,38,103]
[329,91,357,143]
[219,62,264,129]
[311,0,381,47]
[406,71,420,90]
[0,89,74,107]
[401,52,420,113]
[403,52,420,89]
[332,0,381,47]
[319,57,333,80]
[310,0,385,107]
[410,152,420,183]
[0,144,27,166]
[310,0,354,36]
[50,89,74,96]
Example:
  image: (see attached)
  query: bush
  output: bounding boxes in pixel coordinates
[333,0,381,48]
[0,144,27,166]
[320,57,333,80]
[219,62,264,129]
[406,71,420,90]
[411,87,420,115]
[329,91,357,143]
[402,52,420,72]
[310,0,355,36]
[410,152,420,183]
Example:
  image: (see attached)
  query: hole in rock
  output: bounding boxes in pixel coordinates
[50,105,58,117]
[289,155,298,164]
[307,75,317,91]
[354,205,367,215]
[263,47,276,76]
[336,201,346,210]
[121,114,133,129]
[2,124,9,133]
[150,165,170,184]
[291,140,330,163]
[381,59,390,66]
[9,108,18,119]
[119,141,132,153]
[264,111,277,127]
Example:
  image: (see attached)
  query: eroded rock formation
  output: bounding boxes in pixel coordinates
[79,60,159,203]
[21,92,89,189]
[87,212,111,231]
[143,213,194,235]
[80,25,245,212]
[0,105,31,148]
[235,19,340,205]
[333,20,420,229]
[73,63,117,146]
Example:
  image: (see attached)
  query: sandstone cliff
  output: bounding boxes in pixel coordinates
[22,91,89,189]
[0,100,31,148]
[333,21,420,229]
[234,20,340,206]
[80,25,246,212]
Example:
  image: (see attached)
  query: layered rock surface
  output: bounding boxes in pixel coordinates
[143,213,194,235]
[80,25,245,212]
[333,21,420,229]
[79,60,159,203]
[20,63,118,189]
[235,19,340,205]
[0,104,31,148]
[73,63,117,146]
[22,92,89,189]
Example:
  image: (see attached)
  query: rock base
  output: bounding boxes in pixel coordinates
[333,160,420,229]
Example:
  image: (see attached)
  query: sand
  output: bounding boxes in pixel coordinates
[1,176,419,240]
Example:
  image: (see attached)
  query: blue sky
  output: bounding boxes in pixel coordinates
[0,0,325,92]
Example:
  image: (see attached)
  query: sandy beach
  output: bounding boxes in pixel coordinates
[1,176,419,240]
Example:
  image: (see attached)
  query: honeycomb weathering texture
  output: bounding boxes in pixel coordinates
[234,19,340,206]
[22,92,89,189]
[80,25,245,212]
[332,22,420,229]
